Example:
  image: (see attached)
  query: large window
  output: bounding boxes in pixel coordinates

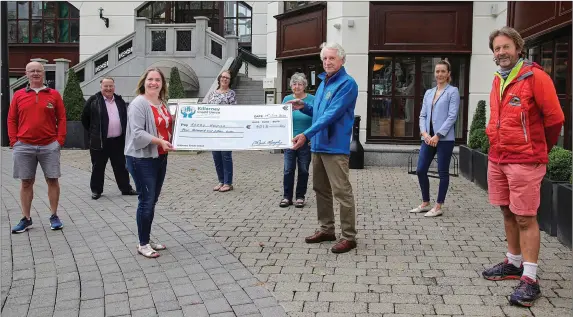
[525,28,572,150]
[368,55,469,143]
[137,1,253,48]
[7,1,79,44]
[223,2,252,45]
[138,1,220,34]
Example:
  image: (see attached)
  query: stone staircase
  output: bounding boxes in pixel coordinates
[233,74,264,104]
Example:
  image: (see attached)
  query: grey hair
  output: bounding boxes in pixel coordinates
[289,72,308,88]
[320,42,346,63]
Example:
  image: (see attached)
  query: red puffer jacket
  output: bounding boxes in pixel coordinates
[486,60,564,164]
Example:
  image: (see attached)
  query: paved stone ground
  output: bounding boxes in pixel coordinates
[1,148,571,317]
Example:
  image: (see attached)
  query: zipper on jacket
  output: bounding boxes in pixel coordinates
[520,112,528,143]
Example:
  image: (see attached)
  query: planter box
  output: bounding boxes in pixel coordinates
[459,145,473,182]
[537,177,567,236]
[63,121,88,149]
[556,184,571,249]
[472,150,488,191]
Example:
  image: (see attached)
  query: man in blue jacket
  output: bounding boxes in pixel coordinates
[289,42,359,254]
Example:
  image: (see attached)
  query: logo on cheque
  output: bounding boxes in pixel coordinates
[180,106,197,118]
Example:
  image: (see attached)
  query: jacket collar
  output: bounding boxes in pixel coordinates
[25,84,50,93]
[318,66,347,82]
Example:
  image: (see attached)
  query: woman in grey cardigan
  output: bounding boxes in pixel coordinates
[125,68,173,258]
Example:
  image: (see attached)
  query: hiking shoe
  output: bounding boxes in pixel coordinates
[509,276,541,307]
[12,217,32,233]
[482,259,523,281]
[49,214,63,230]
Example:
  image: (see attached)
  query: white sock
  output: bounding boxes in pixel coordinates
[506,252,522,268]
[522,262,538,281]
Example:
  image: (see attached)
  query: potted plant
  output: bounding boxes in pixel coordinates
[470,128,489,191]
[461,100,487,182]
[537,146,571,236]
[62,69,87,149]
[167,66,186,100]
[557,181,571,249]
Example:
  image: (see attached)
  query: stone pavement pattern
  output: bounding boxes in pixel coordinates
[1,149,572,317]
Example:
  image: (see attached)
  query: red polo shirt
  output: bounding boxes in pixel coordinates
[8,86,67,147]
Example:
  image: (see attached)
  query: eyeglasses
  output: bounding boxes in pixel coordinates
[26,70,44,74]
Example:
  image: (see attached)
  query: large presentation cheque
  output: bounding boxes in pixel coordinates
[172,104,293,151]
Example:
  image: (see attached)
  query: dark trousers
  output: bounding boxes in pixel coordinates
[126,154,168,246]
[90,137,132,194]
[212,151,233,185]
[283,142,311,200]
[416,141,455,204]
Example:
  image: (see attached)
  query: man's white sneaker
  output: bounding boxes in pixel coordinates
[410,205,432,213]
[424,207,443,217]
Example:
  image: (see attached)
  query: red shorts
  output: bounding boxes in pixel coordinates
[487,162,546,216]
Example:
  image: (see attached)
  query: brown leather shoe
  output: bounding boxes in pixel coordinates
[331,239,357,253]
[304,231,336,244]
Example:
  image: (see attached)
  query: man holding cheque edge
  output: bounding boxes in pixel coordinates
[287,42,359,254]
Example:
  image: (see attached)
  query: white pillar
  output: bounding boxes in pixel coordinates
[194,16,209,57]
[225,35,239,59]
[53,58,71,95]
[327,2,370,142]
[265,2,282,96]
[134,17,149,56]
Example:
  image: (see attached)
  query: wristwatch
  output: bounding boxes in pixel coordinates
[436,133,444,138]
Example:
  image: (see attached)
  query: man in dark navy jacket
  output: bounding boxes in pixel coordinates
[82,77,136,199]
[289,42,359,254]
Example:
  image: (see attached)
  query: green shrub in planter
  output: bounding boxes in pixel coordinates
[63,69,85,121]
[548,146,572,182]
[479,132,490,154]
[167,67,186,100]
[469,128,485,150]
[469,100,487,135]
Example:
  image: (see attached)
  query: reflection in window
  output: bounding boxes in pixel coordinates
[369,55,468,141]
[7,1,79,44]
[224,2,252,45]
[138,2,221,35]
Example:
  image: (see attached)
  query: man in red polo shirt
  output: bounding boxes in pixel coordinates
[8,61,67,233]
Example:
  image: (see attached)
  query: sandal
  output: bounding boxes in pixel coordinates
[279,199,292,208]
[294,199,305,208]
[137,244,160,258]
[150,242,166,250]
[213,183,223,191]
[219,184,233,192]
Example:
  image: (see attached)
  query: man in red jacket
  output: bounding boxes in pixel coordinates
[7,61,67,233]
[481,27,565,307]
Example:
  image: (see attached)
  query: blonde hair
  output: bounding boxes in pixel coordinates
[135,68,168,101]
[489,26,525,57]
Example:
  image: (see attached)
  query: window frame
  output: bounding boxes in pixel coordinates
[7,1,79,45]
[223,1,252,46]
[366,53,470,145]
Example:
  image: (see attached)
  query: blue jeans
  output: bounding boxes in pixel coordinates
[283,142,311,200]
[416,141,455,204]
[126,154,168,246]
[212,151,233,185]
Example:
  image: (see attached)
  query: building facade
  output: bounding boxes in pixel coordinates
[6,1,571,150]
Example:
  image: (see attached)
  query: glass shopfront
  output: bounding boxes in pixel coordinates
[367,54,469,144]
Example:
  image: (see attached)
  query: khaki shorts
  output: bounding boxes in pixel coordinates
[487,161,546,216]
[13,140,61,180]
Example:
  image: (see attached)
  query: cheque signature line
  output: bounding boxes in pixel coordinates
[179,136,244,139]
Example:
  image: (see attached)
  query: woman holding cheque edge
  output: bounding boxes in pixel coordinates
[206,70,237,193]
[125,68,173,258]
[280,73,314,208]
[410,60,460,217]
